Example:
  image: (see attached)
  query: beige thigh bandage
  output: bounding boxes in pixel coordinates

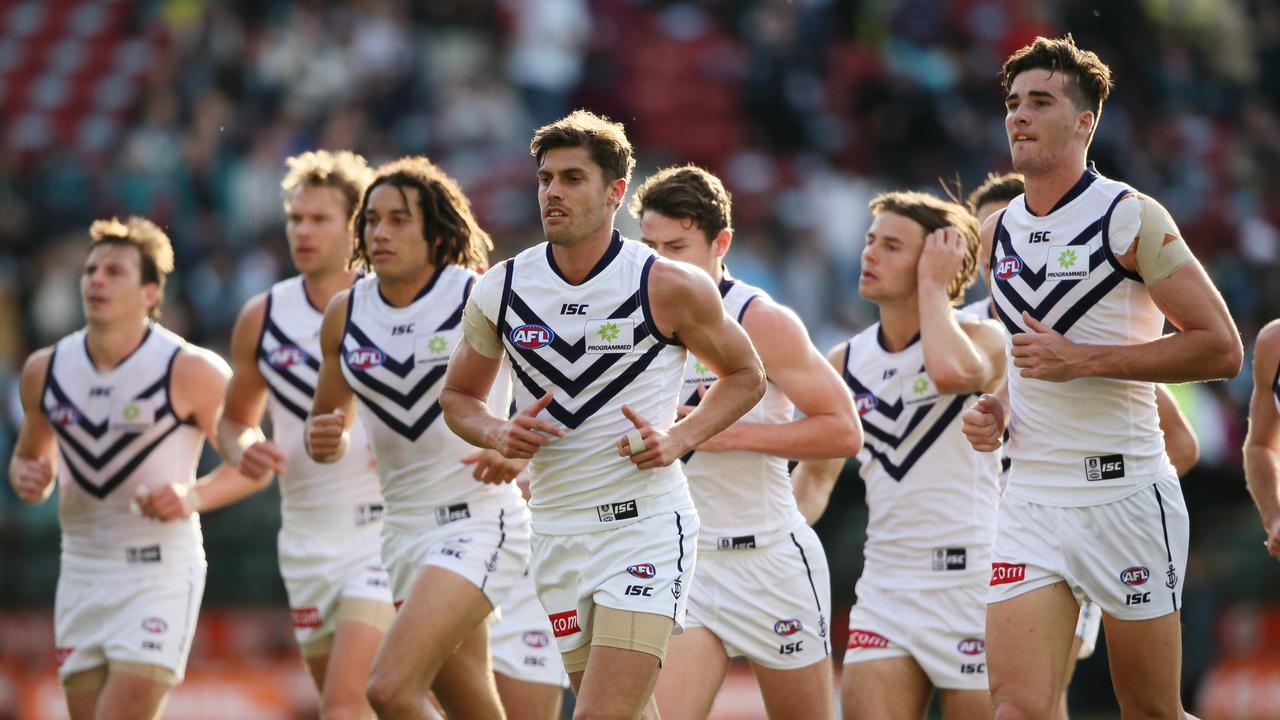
[62,665,108,692]
[1136,195,1194,285]
[590,606,675,664]
[561,642,592,675]
[110,660,179,687]
[299,634,335,659]
[335,595,396,633]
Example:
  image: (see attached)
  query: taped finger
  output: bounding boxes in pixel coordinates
[627,430,646,455]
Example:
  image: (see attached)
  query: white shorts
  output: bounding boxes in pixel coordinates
[843,581,988,691]
[382,501,532,609]
[278,522,391,647]
[531,507,699,654]
[988,474,1188,620]
[490,571,569,687]
[55,563,206,682]
[685,524,831,670]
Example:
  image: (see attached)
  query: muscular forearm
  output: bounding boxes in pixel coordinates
[671,366,765,453]
[1076,329,1242,383]
[1245,444,1280,530]
[792,458,844,525]
[441,388,505,450]
[193,463,271,513]
[710,414,860,461]
[216,416,264,467]
[919,285,988,393]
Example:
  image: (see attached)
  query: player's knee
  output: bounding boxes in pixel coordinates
[1115,693,1184,720]
[572,702,636,720]
[364,671,410,716]
[318,701,365,720]
[993,697,1054,720]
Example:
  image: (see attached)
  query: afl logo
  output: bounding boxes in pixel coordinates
[1120,566,1150,586]
[346,347,384,369]
[268,345,306,368]
[510,324,554,349]
[627,563,656,579]
[49,404,79,426]
[995,256,1022,280]
[854,393,877,417]
[141,617,168,634]
[774,618,803,636]
[522,631,550,648]
[957,638,985,655]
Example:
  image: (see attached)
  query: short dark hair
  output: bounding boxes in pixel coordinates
[351,156,492,272]
[530,110,636,189]
[1002,34,1113,136]
[966,172,1025,214]
[88,216,175,319]
[868,191,981,303]
[628,164,732,241]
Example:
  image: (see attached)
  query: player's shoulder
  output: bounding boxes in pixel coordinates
[173,342,232,381]
[233,291,270,331]
[19,345,55,385]
[1256,319,1280,357]
[740,294,806,345]
[646,256,715,295]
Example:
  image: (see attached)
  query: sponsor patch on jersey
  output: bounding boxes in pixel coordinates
[990,562,1026,586]
[126,545,162,564]
[627,562,656,579]
[141,617,168,634]
[522,631,550,648]
[995,256,1022,280]
[597,500,638,523]
[717,535,757,550]
[957,638,985,655]
[354,503,385,527]
[110,395,158,432]
[846,629,890,649]
[854,392,877,417]
[548,609,581,638]
[901,371,939,406]
[932,547,967,571]
[584,318,635,354]
[510,324,554,349]
[1046,241,1089,280]
[774,618,803,636]
[346,347,385,369]
[267,344,307,369]
[415,331,457,365]
[291,607,322,629]
[435,503,471,524]
[1084,454,1125,481]
[1120,566,1150,586]
[48,404,80,426]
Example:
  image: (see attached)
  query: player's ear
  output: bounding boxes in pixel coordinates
[712,229,732,260]
[608,177,627,208]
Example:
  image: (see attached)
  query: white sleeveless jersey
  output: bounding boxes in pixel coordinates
[680,276,805,551]
[843,317,1001,589]
[258,276,382,527]
[989,164,1173,506]
[474,231,689,533]
[341,267,520,528]
[42,325,205,577]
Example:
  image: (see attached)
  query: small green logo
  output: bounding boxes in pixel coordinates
[693,359,709,375]
[1057,248,1078,269]
[598,321,620,342]
[122,403,140,421]
[912,377,930,395]
[427,335,448,354]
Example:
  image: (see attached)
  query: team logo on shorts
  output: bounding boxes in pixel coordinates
[522,631,550,648]
[141,617,168,634]
[548,609,581,638]
[990,562,1026,586]
[846,629,890,649]
[48,404,79,426]
[995,256,1023,280]
[1120,566,1150,586]
[1165,564,1179,590]
[854,393,877,417]
[267,345,307,369]
[510,324,554,350]
[773,618,803,636]
[627,563,656,579]
[346,347,384,369]
[957,638,985,655]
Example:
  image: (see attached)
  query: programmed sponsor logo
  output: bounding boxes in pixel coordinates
[346,347,384,369]
[141,617,168,634]
[522,631,550,648]
[957,638,985,655]
[995,256,1023,280]
[1120,566,1150,586]
[510,324,554,350]
[846,629,890,649]
[854,393,877,417]
[267,345,307,369]
[627,563,656,579]
[549,610,580,638]
[990,562,1026,586]
[291,607,322,629]
[774,619,803,636]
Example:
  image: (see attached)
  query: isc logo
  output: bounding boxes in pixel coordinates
[995,256,1022,280]
[347,347,384,369]
[957,638,985,655]
[773,619,803,636]
[778,641,804,655]
[960,663,986,674]
[1028,230,1052,243]
[560,303,589,315]
[854,393,877,417]
[624,585,653,597]
[1120,566,1150,586]
[1125,591,1151,606]
[268,345,306,368]
[510,324,554,349]
[49,404,79,426]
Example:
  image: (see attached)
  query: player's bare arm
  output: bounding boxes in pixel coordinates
[1156,384,1198,476]
[1244,320,1280,560]
[690,298,861,460]
[919,226,1007,394]
[217,293,287,480]
[621,258,764,469]
[10,348,58,504]
[137,345,269,520]
[1011,196,1242,383]
[790,343,857,523]
[306,290,358,462]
